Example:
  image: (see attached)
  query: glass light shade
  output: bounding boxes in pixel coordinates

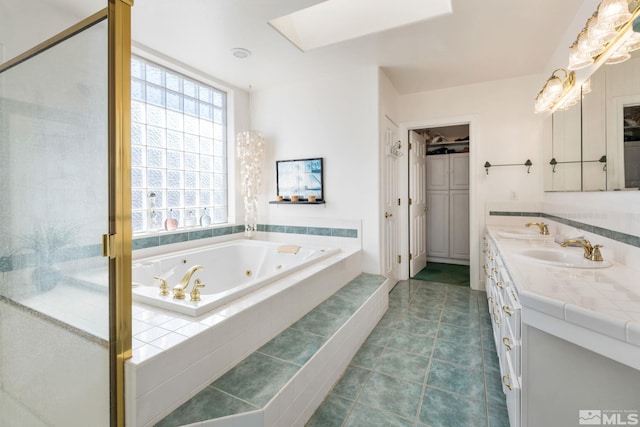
[587,15,616,45]
[625,32,640,52]
[534,97,548,114]
[606,44,631,64]
[568,43,594,70]
[597,0,632,29]
[578,28,605,57]
[236,130,265,237]
[557,88,580,111]
[544,76,564,102]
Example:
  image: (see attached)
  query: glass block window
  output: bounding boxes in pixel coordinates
[131,55,227,233]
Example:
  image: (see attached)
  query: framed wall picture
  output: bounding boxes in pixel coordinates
[275,158,324,202]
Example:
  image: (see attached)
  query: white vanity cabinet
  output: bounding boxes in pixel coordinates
[484,234,522,427]
[484,229,640,427]
[426,153,469,262]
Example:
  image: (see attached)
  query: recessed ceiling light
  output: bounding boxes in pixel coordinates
[231,48,252,59]
[269,0,452,52]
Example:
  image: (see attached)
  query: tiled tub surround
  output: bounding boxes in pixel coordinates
[131,223,359,252]
[155,273,388,427]
[125,246,362,427]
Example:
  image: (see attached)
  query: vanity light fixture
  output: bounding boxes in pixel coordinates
[534,69,575,114]
[536,0,640,113]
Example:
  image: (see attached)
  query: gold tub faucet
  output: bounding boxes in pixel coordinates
[525,222,550,235]
[173,265,204,299]
[560,239,604,261]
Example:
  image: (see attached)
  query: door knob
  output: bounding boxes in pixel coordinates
[385,212,393,218]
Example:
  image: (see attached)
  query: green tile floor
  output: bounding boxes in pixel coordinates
[412,263,470,287]
[307,279,509,427]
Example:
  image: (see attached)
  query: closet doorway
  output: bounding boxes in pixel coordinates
[408,123,470,278]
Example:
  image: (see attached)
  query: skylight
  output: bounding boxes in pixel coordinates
[269,0,453,51]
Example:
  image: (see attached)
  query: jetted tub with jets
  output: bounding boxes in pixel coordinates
[131,239,339,316]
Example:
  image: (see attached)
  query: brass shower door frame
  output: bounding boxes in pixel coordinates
[108,1,133,426]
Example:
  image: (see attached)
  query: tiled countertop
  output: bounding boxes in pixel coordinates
[486,226,640,369]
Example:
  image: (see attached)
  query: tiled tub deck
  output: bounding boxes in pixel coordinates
[155,273,388,426]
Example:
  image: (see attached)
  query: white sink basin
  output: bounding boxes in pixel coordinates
[517,249,611,269]
[497,229,551,240]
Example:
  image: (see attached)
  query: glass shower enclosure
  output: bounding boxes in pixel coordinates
[0,3,132,425]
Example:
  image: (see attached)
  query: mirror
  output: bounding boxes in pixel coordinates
[546,40,640,191]
[547,98,582,191]
[603,48,640,190]
[581,62,607,191]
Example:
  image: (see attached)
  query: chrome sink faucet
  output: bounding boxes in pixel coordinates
[525,222,550,235]
[173,265,204,299]
[560,239,604,261]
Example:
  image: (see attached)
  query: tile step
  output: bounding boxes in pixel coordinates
[156,273,389,427]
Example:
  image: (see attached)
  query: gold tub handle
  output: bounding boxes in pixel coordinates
[189,279,205,302]
[154,276,169,297]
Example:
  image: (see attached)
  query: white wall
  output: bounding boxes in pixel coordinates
[251,67,381,273]
[398,74,546,288]
[379,70,400,124]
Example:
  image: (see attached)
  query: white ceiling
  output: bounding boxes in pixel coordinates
[5,0,586,95]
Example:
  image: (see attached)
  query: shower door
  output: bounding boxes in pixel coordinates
[0,4,132,425]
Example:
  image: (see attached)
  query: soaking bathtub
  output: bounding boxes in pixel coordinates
[131,239,339,316]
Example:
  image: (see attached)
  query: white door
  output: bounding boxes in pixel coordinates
[409,131,428,277]
[381,116,401,280]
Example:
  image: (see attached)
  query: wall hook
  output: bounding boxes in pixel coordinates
[524,159,533,174]
[549,158,558,173]
[599,155,607,171]
[388,140,402,158]
[484,161,491,175]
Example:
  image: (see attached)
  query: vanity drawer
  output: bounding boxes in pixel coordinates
[491,289,504,350]
[502,283,522,340]
[501,353,521,427]
[499,319,520,378]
